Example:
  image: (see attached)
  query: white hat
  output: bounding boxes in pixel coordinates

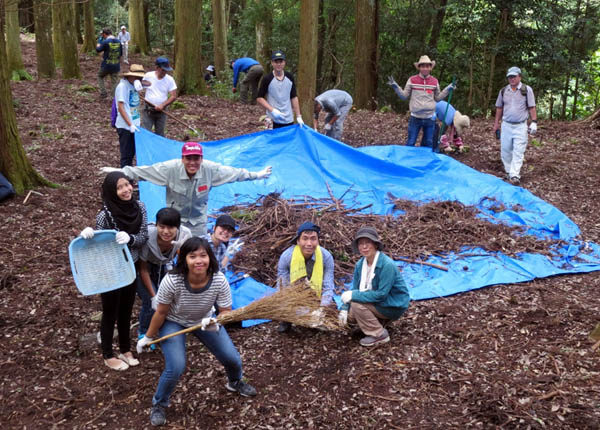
[414,55,435,69]
[453,111,470,136]
[206,65,215,72]
[121,26,126,30]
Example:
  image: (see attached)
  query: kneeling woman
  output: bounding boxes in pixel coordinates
[339,227,410,347]
[137,237,256,427]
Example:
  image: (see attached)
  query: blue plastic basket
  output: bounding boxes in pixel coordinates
[69,230,136,296]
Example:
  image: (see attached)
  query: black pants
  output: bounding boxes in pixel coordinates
[100,280,137,359]
[117,128,136,167]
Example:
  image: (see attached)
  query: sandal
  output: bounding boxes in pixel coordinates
[118,352,140,367]
[104,357,129,371]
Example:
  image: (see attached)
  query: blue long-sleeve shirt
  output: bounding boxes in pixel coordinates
[232,57,260,88]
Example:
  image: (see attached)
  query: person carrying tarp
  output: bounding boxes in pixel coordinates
[313,89,353,140]
[387,55,455,150]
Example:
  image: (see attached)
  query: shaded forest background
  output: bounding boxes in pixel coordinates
[8,0,600,120]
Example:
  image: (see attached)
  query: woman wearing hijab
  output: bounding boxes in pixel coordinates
[339,227,410,347]
[80,172,148,370]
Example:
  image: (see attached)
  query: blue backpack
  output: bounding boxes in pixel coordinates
[110,97,117,128]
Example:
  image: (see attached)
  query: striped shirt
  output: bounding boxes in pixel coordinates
[157,271,232,327]
[95,201,148,262]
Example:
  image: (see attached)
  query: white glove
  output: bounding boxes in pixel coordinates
[133,79,143,91]
[225,238,244,258]
[80,227,95,239]
[115,231,130,245]
[136,335,153,354]
[445,83,457,91]
[270,108,285,122]
[529,122,537,135]
[387,76,399,87]
[308,308,325,328]
[296,116,304,127]
[200,317,219,332]
[324,123,332,131]
[100,167,119,174]
[256,166,272,179]
[341,290,353,304]
[151,295,159,311]
[129,123,139,133]
[338,310,348,326]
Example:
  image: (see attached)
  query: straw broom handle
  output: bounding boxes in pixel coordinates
[147,322,204,345]
[140,95,202,135]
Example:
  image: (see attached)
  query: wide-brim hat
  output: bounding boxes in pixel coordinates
[122,64,145,78]
[414,55,435,70]
[351,227,383,254]
[453,111,471,136]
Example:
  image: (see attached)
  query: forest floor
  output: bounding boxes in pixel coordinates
[1,40,599,429]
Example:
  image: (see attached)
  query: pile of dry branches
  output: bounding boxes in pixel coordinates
[226,192,564,287]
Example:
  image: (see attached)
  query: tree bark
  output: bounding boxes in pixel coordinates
[52,0,64,67]
[254,0,272,70]
[0,1,53,193]
[81,0,96,53]
[55,0,81,79]
[174,0,206,95]
[298,0,319,125]
[561,0,582,119]
[129,0,149,54]
[73,0,83,44]
[212,0,229,74]
[33,0,55,79]
[6,0,28,78]
[315,0,324,94]
[427,0,448,53]
[354,0,378,110]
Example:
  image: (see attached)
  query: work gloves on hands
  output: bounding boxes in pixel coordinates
[387,76,399,88]
[129,123,139,133]
[226,238,244,258]
[133,80,143,92]
[256,166,272,179]
[296,116,305,127]
[324,123,332,131]
[80,227,95,239]
[529,122,537,135]
[341,290,353,304]
[445,83,457,92]
[115,231,130,245]
[270,108,285,123]
[338,310,348,326]
[100,167,119,174]
[201,317,220,332]
[136,335,153,354]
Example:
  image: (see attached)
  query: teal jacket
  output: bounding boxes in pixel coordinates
[342,252,410,320]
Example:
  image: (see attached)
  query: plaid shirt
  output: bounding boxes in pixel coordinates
[95,200,148,262]
[202,234,227,272]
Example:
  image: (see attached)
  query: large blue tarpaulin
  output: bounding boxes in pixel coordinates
[134,126,600,309]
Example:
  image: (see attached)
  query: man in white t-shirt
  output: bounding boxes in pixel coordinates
[115,64,145,167]
[117,26,130,64]
[141,57,178,137]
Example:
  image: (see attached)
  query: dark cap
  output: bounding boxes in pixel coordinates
[215,214,236,230]
[295,221,320,242]
[352,227,383,253]
[271,50,286,61]
[156,56,173,71]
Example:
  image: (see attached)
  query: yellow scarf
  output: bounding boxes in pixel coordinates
[290,245,323,297]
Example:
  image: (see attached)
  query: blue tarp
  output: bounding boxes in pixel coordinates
[134,126,600,308]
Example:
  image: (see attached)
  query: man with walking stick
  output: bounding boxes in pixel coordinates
[141,57,178,137]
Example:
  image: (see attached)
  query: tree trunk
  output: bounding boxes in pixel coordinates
[561,0,582,119]
[129,0,149,54]
[6,0,30,80]
[0,1,53,193]
[212,0,228,75]
[298,0,319,125]
[327,8,340,89]
[18,0,34,32]
[52,0,64,67]
[427,0,447,53]
[73,0,83,44]
[55,0,81,79]
[484,7,508,118]
[254,0,272,70]
[174,0,205,95]
[315,0,324,94]
[33,0,55,79]
[81,0,96,53]
[354,0,378,110]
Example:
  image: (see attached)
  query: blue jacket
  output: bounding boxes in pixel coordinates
[342,252,410,320]
[96,36,122,73]
[232,57,259,88]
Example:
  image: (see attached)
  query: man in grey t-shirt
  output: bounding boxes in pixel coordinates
[493,66,538,185]
[313,89,353,140]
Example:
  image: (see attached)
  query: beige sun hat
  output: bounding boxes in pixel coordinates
[453,111,471,136]
[122,64,145,78]
[414,55,436,69]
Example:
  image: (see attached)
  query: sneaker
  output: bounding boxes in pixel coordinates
[226,379,257,397]
[277,322,291,333]
[509,176,520,185]
[150,405,167,426]
[359,328,390,347]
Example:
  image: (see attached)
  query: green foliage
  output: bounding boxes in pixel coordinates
[77,84,97,93]
[170,100,186,110]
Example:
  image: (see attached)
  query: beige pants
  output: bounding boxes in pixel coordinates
[348,302,389,337]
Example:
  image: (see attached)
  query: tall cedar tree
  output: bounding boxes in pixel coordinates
[174,0,206,95]
[212,0,228,74]
[33,0,55,78]
[298,0,319,125]
[354,0,378,110]
[129,0,149,54]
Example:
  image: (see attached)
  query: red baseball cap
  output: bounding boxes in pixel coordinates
[182,142,203,157]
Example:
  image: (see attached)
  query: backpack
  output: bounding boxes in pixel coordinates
[110,97,117,128]
[501,84,529,108]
